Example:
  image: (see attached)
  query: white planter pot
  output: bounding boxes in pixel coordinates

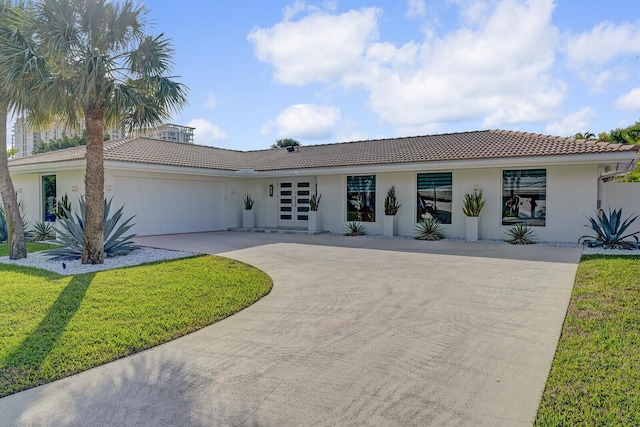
[308,211,318,231]
[242,209,255,228]
[383,214,396,237]
[465,216,479,242]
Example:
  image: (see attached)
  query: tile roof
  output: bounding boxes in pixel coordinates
[9,130,639,172]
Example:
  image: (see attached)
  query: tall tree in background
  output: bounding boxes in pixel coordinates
[0,0,27,259]
[2,0,187,264]
[271,138,301,149]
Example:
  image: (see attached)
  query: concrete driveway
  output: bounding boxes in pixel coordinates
[0,232,582,426]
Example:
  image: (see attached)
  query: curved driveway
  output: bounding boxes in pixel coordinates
[0,232,582,426]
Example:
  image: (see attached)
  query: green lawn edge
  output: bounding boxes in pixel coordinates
[535,254,640,426]
[0,253,272,398]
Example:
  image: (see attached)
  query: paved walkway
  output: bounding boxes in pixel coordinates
[0,233,582,426]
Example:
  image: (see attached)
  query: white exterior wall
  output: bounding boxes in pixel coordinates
[8,162,601,242]
[306,164,599,243]
[601,182,640,217]
[11,169,85,225]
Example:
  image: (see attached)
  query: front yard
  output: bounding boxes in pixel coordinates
[536,255,640,425]
[0,244,272,397]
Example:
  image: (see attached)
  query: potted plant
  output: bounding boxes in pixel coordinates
[242,193,254,228]
[461,188,485,242]
[383,185,401,237]
[308,193,322,232]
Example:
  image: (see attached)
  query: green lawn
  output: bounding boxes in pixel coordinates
[0,251,272,398]
[0,241,56,257]
[535,255,640,426]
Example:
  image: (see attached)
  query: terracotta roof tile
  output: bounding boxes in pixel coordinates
[9,130,639,172]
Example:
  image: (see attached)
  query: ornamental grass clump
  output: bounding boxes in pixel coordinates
[47,197,138,260]
[415,217,445,241]
[578,207,640,250]
[505,223,536,245]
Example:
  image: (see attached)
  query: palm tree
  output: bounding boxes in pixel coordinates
[2,0,187,264]
[0,1,27,260]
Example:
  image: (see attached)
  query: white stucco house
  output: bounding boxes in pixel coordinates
[7,129,640,243]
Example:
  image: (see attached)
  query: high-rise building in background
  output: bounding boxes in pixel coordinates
[11,116,126,158]
[131,123,195,144]
[10,120,194,158]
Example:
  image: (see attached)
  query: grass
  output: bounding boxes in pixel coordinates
[535,255,640,426]
[0,241,56,257]
[0,253,272,398]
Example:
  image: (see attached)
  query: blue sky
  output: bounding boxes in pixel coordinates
[10,0,640,151]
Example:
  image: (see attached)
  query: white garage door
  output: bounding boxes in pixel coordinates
[113,176,225,236]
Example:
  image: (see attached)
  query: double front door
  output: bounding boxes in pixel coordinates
[278,179,315,228]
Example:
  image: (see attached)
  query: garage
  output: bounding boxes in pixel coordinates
[113,175,225,236]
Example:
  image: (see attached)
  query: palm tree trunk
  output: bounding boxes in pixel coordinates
[0,103,27,259]
[81,107,105,264]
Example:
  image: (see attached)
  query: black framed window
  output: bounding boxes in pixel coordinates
[347,175,375,222]
[417,172,452,224]
[502,169,546,226]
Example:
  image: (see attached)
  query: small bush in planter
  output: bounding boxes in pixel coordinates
[384,185,401,215]
[309,193,322,211]
[462,188,485,217]
[243,194,254,210]
[505,223,535,245]
[579,208,640,249]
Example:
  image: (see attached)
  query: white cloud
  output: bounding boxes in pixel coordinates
[204,94,217,109]
[565,21,640,69]
[268,104,341,140]
[249,0,564,130]
[406,0,426,18]
[564,20,640,90]
[545,107,597,136]
[187,118,228,146]
[615,88,640,111]
[248,7,380,85]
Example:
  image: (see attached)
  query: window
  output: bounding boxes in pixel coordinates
[417,173,452,224]
[42,175,56,222]
[502,169,546,226]
[347,175,376,222]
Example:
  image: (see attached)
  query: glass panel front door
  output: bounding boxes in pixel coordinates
[278,179,314,228]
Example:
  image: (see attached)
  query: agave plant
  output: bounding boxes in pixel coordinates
[243,194,254,210]
[0,205,30,243]
[384,185,401,215]
[415,218,445,241]
[461,188,485,217]
[579,208,640,250]
[29,221,55,241]
[505,223,535,245]
[47,197,139,260]
[309,193,322,211]
[344,221,366,236]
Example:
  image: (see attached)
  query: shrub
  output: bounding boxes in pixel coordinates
[344,221,366,236]
[46,197,138,260]
[505,223,535,245]
[415,218,445,240]
[579,208,640,250]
